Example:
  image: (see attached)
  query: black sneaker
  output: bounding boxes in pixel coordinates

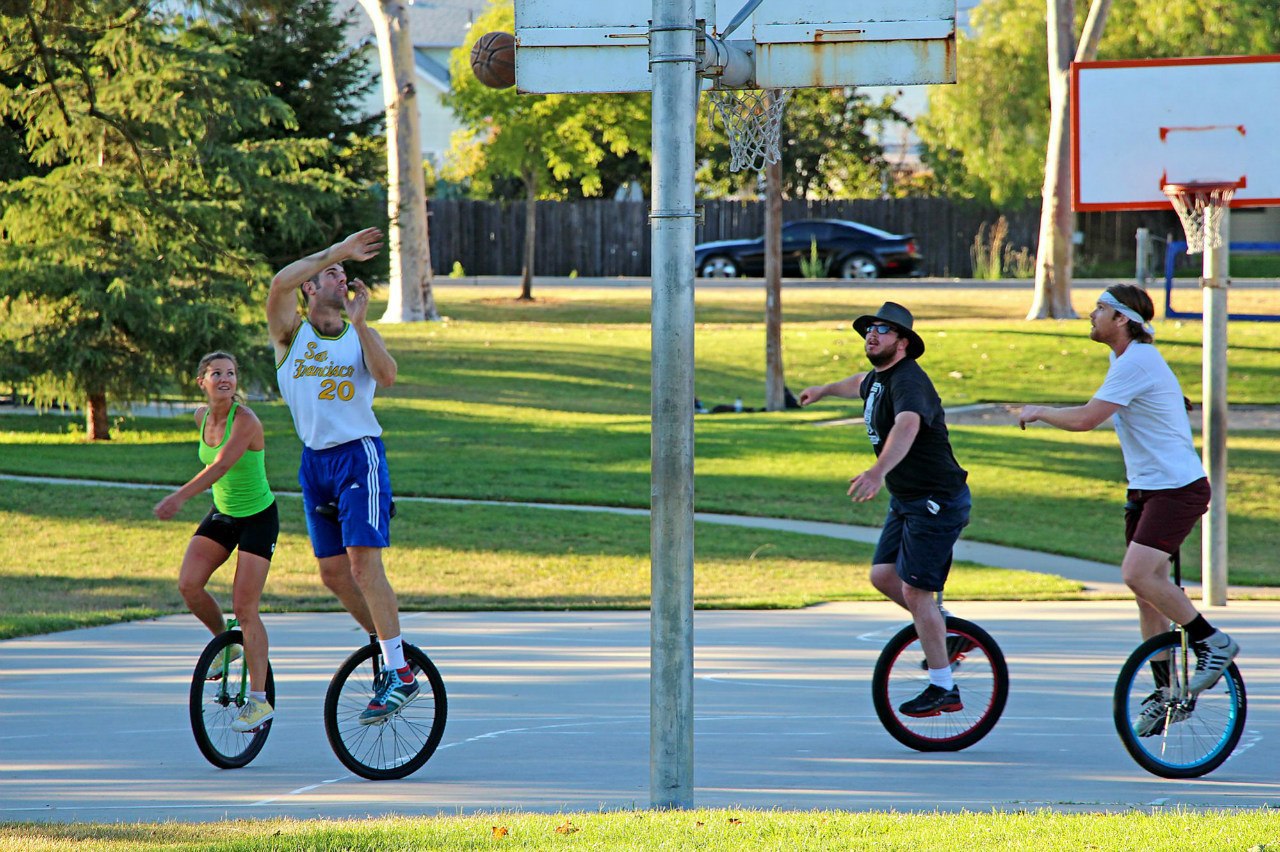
[898,684,963,718]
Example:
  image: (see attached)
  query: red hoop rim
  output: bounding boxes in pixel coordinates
[1161,180,1241,200]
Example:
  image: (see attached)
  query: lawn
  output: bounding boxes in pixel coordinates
[1,284,1276,638]
[4,809,1280,850]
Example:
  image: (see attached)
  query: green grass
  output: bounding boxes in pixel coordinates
[1,285,1277,638]
[0,477,1079,639]
[4,809,1280,850]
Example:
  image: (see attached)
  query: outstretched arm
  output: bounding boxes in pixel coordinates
[797,371,869,406]
[1019,397,1120,432]
[267,228,385,354]
[153,408,264,520]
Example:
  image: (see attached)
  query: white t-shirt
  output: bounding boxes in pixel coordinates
[1094,342,1205,490]
[276,320,383,450]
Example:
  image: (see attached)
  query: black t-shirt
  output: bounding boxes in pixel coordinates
[859,359,968,502]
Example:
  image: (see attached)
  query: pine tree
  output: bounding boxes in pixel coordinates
[0,0,363,438]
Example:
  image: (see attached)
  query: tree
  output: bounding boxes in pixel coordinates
[0,1,361,439]
[355,0,437,321]
[1027,0,1111,321]
[443,2,650,300]
[191,0,388,271]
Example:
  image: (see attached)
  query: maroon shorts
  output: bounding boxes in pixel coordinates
[1124,477,1210,555]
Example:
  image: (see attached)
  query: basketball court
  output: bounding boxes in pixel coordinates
[2,600,1278,822]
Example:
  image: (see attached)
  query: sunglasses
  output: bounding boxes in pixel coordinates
[865,322,899,336]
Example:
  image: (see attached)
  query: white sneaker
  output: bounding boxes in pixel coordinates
[231,698,274,733]
[1189,631,1240,694]
[1134,688,1189,737]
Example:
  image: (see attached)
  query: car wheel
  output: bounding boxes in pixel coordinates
[699,255,738,278]
[840,254,880,280]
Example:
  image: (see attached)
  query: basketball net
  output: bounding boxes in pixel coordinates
[1162,181,1237,255]
[707,88,790,173]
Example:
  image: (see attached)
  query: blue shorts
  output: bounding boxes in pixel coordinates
[299,437,393,559]
[872,486,971,592]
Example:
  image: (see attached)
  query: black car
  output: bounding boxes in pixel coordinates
[694,218,923,280]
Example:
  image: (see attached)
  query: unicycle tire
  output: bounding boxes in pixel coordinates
[189,628,275,769]
[1113,630,1246,779]
[871,616,1008,752]
[323,642,447,780]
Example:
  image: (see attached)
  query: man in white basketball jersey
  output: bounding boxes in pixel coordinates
[268,227,417,724]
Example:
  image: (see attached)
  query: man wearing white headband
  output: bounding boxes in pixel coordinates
[1019,284,1237,737]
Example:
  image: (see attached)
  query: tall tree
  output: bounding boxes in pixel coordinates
[1027,0,1111,320]
[355,0,437,321]
[0,1,361,439]
[444,2,650,300]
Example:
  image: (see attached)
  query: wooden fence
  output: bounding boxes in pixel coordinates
[427,198,1179,278]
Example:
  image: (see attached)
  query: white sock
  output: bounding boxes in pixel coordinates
[249,691,267,704]
[379,634,407,671]
[928,666,955,691]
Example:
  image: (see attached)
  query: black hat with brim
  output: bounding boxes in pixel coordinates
[853,301,926,359]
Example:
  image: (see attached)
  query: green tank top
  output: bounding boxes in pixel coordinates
[198,402,274,517]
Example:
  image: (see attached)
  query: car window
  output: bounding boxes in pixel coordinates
[782,222,832,242]
[834,220,898,240]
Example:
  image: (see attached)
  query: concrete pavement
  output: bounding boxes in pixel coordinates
[1,601,1277,822]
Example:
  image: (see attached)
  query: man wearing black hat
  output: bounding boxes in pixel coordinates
[799,302,972,718]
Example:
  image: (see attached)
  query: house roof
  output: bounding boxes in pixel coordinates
[339,0,488,51]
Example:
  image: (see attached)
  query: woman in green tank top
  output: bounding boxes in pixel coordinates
[154,351,278,734]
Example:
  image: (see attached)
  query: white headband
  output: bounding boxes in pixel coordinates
[1098,291,1155,336]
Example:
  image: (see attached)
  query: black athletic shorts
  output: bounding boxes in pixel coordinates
[194,500,279,561]
[872,486,972,592]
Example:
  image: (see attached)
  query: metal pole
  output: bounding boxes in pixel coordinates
[1135,227,1150,284]
[648,0,698,809]
[1201,211,1229,606]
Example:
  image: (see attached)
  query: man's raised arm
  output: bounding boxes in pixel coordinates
[266,228,385,349]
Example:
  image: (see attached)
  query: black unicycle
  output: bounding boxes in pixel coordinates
[323,635,447,780]
[871,601,1009,752]
[1113,551,1246,779]
[189,618,275,769]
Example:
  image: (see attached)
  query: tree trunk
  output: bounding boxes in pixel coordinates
[358,0,439,323]
[86,392,110,441]
[763,157,786,412]
[1028,0,1077,320]
[520,170,537,301]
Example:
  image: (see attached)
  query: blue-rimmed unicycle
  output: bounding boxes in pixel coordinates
[1113,551,1246,778]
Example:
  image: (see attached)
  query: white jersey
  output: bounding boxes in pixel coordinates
[1094,342,1205,490]
[276,319,382,450]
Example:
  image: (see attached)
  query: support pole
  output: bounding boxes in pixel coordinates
[1200,212,1229,606]
[648,0,698,809]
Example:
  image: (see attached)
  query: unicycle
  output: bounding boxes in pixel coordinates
[871,598,1009,752]
[1113,551,1246,778]
[189,618,275,768]
[323,634,447,780]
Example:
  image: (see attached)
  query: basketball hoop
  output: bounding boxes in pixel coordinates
[707,87,790,173]
[1162,181,1238,255]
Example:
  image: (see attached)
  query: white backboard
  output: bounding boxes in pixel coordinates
[1072,54,1280,211]
[514,0,956,94]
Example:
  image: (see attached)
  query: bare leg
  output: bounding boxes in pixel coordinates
[903,583,948,670]
[230,552,272,694]
[177,536,232,636]
[348,546,401,640]
[318,553,376,634]
[870,562,908,609]
[1121,542,1196,639]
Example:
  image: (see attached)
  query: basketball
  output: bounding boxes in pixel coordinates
[470,31,516,90]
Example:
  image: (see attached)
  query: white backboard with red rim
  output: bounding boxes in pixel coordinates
[514,0,956,94]
[1071,54,1280,211]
